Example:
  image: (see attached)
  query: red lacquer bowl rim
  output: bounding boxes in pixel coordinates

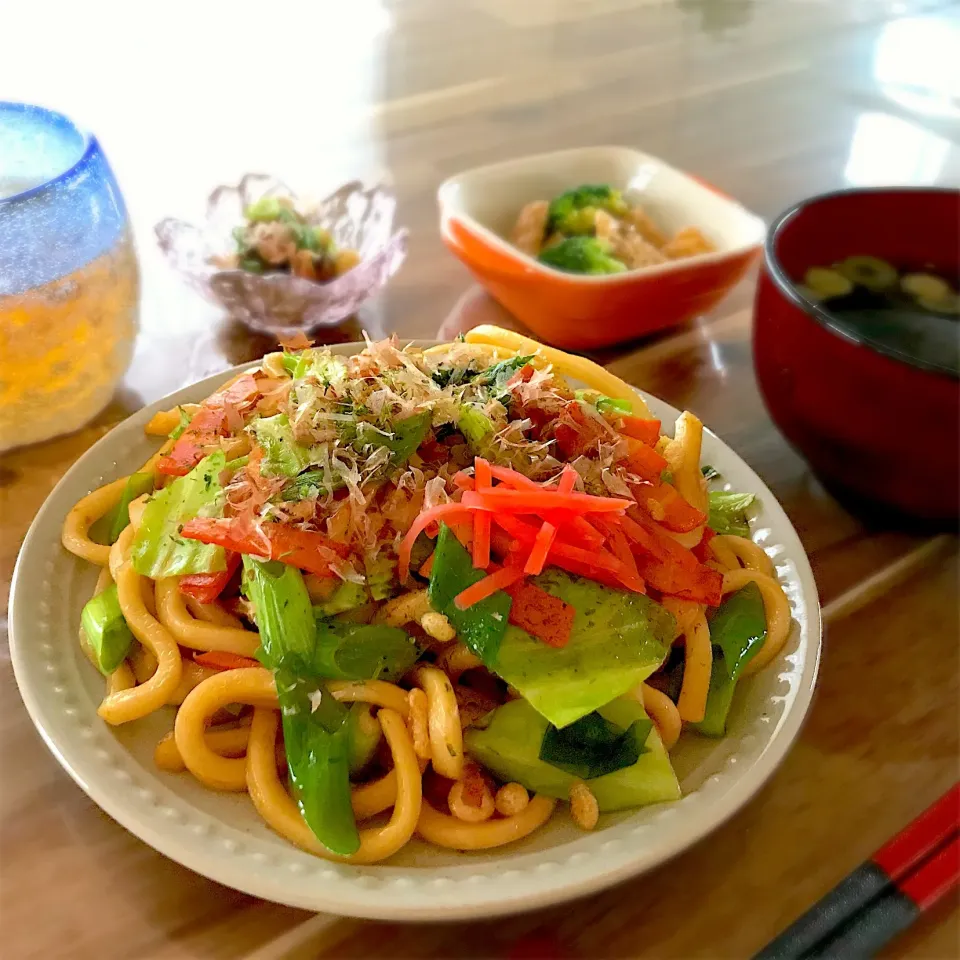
[763,185,960,381]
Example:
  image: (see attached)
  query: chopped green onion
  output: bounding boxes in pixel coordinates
[596,396,633,416]
[89,472,154,546]
[81,584,134,675]
[168,407,192,441]
[242,557,359,856]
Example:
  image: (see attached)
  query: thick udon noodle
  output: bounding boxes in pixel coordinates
[62,336,790,863]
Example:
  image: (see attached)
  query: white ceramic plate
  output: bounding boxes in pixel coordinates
[10,343,821,921]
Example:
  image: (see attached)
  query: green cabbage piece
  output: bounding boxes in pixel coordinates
[131,452,227,578]
[251,414,317,478]
[492,570,676,728]
[708,491,757,536]
[458,404,494,452]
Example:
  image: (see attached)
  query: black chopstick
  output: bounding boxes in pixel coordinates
[754,784,960,960]
[804,833,959,959]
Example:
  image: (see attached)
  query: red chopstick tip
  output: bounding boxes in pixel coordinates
[899,833,960,911]
[874,783,960,880]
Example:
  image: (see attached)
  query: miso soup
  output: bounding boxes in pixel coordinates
[798,256,959,377]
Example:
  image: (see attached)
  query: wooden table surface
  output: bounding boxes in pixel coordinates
[2,1,959,957]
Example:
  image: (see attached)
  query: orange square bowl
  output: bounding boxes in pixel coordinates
[438,146,765,350]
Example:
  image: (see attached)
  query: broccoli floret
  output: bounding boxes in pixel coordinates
[547,184,629,234]
[537,237,627,276]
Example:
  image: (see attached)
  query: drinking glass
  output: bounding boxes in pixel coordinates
[0,102,139,452]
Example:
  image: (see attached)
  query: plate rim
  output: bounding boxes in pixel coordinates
[9,341,822,920]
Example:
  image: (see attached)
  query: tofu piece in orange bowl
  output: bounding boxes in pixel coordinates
[438,146,765,349]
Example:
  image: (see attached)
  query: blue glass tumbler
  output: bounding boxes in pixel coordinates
[0,103,139,452]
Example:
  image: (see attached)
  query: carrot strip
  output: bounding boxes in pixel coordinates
[488,465,541,489]
[547,552,624,589]
[491,514,541,544]
[453,471,475,491]
[419,551,436,577]
[621,511,723,604]
[454,565,526,610]
[506,363,536,386]
[462,489,631,514]
[557,465,578,495]
[544,511,606,549]
[473,459,493,570]
[474,459,493,490]
[397,503,476,581]
[524,520,557,576]
[549,541,624,576]
[194,651,262,671]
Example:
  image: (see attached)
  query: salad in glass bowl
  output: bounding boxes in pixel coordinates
[156,174,407,336]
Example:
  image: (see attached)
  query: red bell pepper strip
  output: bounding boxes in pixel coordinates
[554,400,610,460]
[506,363,536,387]
[178,551,241,603]
[631,480,708,533]
[636,555,722,606]
[618,513,668,561]
[692,526,716,563]
[180,518,348,579]
[596,518,645,593]
[194,651,262,671]
[157,375,259,477]
[620,511,722,605]
[618,416,662,446]
[157,407,228,477]
[507,580,575,648]
[621,436,669,483]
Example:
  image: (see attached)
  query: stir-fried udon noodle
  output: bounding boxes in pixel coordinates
[62,325,791,863]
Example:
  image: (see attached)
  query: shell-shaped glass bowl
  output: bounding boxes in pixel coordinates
[156,174,407,335]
